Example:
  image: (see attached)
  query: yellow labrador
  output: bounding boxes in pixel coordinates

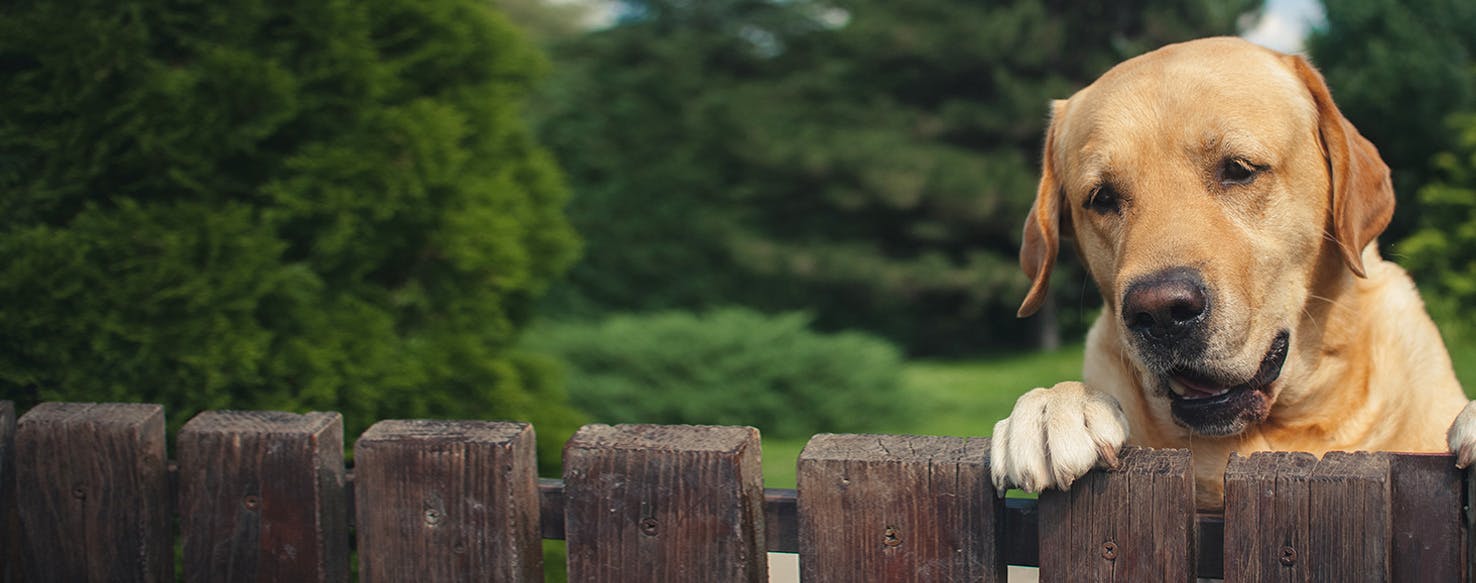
[989,37,1476,508]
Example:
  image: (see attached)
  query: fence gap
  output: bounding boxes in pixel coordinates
[0,402,15,583]
[354,420,542,582]
[1037,447,1195,582]
[14,403,172,582]
[563,424,766,583]
[177,410,348,582]
[796,433,1003,583]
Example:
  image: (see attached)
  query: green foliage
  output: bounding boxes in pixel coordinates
[1308,0,1476,243]
[536,0,1257,354]
[0,0,582,466]
[527,308,908,438]
[1402,114,1476,347]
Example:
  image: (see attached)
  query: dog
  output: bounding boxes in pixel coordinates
[988,37,1476,509]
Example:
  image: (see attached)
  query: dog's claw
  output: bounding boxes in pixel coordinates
[1098,443,1122,470]
[1447,400,1476,470]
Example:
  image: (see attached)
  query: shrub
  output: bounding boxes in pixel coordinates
[0,0,582,467]
[528,308,909,438]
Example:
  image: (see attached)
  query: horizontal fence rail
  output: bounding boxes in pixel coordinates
[0,401,1469,582]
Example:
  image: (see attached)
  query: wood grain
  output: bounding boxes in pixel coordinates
[1224,451,1397,583]
[177,410,348,583]
[354,420,541,582]
[563,424,766,583]
[1223,451,1318,582]
[796,433,1003,583]
[1387,453,1461,583]
[1037,447,1195,583]
[14,402,171,582]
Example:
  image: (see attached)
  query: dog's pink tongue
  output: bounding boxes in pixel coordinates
[1175,375,1227,399]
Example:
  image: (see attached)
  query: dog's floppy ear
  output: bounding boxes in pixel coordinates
[1290,56,1395,278]
[1018,100,1067,317]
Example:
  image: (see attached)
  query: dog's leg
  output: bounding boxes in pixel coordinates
[1447,400,1476,468]
[990,381,1129,494]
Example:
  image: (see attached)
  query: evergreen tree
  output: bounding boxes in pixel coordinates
[1307,0,1476,244]
[1402,114,1476,337]
[538,0,1256,353]
[0,0,582,465]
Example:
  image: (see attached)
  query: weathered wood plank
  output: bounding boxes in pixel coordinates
[1225,451,1395,583]
[1037,447,1194,583]
[563,424,765,583]
[1224,451,1318,581]
[14,402,171,582]
[355,420,541,582]
[0,402,16,583]
[1387,453,1461,583]
[178,410,348,583]
[1307,451,1391,583]
[796,433,1002,583]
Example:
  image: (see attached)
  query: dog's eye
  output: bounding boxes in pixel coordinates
[1219,158,1262,186]
[1085,184,1121,214]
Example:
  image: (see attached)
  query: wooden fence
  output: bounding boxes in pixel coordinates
[0,400,1470,582]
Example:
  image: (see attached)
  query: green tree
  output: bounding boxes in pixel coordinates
[537,0,1256,354]
[1402,114,1476,332]
[0,0,582,466]
[1307,0,1476,243]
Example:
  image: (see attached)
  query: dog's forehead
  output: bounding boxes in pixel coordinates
[1053,38,1315,178]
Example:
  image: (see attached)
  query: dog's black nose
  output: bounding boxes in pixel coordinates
[1122,269,1209,342]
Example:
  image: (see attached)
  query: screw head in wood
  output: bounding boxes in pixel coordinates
[1101,541,1118,561]
[883,526,902,547]
[1280,546,1297,566]
[71,486,86,500]
[242,495,261,511]
[640,517,659,536]
[424,508,443,526]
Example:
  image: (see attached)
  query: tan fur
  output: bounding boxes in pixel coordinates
[991,37,1474,509]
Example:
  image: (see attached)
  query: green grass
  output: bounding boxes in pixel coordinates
[760,344,1085,488]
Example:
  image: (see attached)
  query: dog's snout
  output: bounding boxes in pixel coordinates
[1122,269,1209,342]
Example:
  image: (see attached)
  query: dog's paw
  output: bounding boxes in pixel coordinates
[1447,400,1476,469]
[990,381,1129,494]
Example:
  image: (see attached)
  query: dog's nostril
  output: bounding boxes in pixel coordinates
[1121,270,1209,340]
[1168,297,1206,323]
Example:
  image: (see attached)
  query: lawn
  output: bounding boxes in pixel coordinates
[760,344,1085,488]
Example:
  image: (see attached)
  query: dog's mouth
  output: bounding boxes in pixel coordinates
[1165,330,1289,436]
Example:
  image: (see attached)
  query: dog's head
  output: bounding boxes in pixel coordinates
[1017,37,1394,437]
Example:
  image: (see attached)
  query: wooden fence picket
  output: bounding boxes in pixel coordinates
[796,433,1003,583]
[354,420,542,582]
[563,424,766,583]
[177,410,349,583]
[14,403,171,582]
[1037,447,1195,582]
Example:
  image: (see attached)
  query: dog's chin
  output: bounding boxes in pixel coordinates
[1162,330,1290,437]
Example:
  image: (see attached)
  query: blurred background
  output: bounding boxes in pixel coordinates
[2,1,1474,576]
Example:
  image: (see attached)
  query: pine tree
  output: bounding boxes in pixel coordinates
[0,0,583,465]
[538,0,1255,353]
[1307,0,1476,243]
